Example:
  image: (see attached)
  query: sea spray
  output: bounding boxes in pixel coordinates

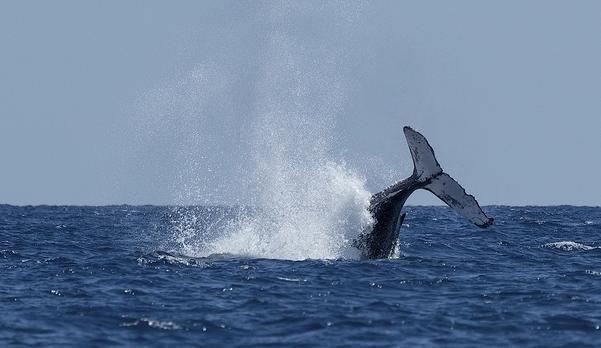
[170,161,374,260]
[169,36,375,260]
[164,3,375,260]
[207,163,373,260]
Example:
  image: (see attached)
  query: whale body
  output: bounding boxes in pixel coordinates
[353,126,493,259]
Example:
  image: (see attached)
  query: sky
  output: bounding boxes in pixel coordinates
[1,1,600,206]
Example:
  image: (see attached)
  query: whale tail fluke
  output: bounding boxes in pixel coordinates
[403,126,493,228]
[424,173,494,227]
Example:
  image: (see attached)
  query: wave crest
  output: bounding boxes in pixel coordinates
[543,241,598,251]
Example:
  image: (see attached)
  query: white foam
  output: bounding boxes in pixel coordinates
[543,241,598,251]
[121,318,182,331]
[205,163,373,260]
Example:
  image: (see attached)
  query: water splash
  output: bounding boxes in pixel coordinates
[206,163,373,260]
[170,162,374,260]
[152,3,375,260]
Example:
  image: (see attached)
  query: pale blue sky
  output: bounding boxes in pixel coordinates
[1,1,600,206]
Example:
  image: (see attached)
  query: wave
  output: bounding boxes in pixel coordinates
[543,241,599,251]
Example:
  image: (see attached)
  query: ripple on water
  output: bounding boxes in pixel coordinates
[136,251,212,268]
[1,249,21,259]
[3,205,601,347]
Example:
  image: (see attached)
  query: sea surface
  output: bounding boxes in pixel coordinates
[1,205,601,347]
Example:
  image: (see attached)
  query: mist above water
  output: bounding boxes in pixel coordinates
[134,3,379,260]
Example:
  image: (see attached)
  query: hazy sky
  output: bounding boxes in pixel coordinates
[1,1,600,206]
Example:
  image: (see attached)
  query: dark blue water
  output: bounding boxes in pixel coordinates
[1,205,600,347]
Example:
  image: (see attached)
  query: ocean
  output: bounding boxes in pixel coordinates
[1,205,600,347]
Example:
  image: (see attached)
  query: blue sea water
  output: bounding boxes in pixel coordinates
[1,205,601,347]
